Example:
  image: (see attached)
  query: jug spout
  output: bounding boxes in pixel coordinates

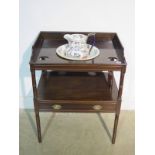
[64,34,73,42]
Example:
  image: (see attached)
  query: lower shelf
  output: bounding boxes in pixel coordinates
[37,71,118,112]
[38,71,118,101]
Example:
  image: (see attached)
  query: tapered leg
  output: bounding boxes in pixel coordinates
[112,114,119,144]
[112,67,126,144]
[31,68,42,143]
[34,101,42,143]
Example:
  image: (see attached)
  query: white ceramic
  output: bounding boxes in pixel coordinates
[63,33,95,58]
[56,44,100,60]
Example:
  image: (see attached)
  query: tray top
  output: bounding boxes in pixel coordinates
[30,31,126,69]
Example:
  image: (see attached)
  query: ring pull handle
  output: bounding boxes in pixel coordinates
[52,104,62,110]
[93,105,102,110]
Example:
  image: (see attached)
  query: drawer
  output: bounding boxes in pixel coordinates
[39,103,116,113]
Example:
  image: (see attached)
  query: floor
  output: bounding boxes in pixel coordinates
[19,110,135,155]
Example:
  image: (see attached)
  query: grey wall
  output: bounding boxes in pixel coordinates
[19,0,134,109]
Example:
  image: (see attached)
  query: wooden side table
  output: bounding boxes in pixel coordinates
[29,31,127,144]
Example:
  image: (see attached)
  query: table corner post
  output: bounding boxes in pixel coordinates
[112,66,126,144]
[30,67,42,143]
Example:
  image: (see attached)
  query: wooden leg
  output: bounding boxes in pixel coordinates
[112,114,119,144]
[31,69,42,143]
[112,68,126,144]
[34,103,42,143]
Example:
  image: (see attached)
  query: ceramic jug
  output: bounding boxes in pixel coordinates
[64,33,95,58]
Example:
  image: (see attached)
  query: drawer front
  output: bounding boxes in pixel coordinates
[39,103,116,113]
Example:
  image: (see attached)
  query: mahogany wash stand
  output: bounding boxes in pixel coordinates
[29,31,127,144]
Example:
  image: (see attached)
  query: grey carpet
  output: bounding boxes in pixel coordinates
[20,110,134,155]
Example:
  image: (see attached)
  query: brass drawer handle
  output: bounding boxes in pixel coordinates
[52,104,62,110]
[93,105,102,110]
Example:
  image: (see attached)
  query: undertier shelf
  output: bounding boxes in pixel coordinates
[38,71,118,103]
